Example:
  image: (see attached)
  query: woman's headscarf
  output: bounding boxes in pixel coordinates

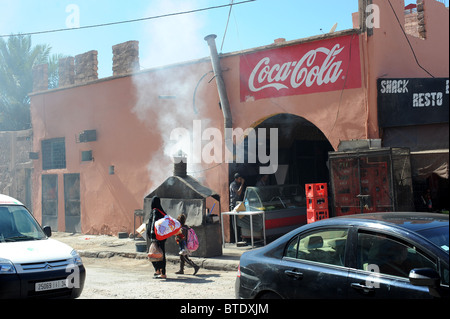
[151,196,164,212]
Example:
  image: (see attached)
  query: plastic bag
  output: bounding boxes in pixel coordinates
[154,215,181,240]
[147,241,163,262]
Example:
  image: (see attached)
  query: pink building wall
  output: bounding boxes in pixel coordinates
[365,0,449,137]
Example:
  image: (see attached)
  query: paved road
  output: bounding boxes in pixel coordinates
[79,256,237,299]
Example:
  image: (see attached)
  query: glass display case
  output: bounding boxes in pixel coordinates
[244,185,306,211]
[237,185,307,240]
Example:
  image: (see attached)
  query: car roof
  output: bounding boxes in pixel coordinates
[332,212,449,233]
[0,194,24,206]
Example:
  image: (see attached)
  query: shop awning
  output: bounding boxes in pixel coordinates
[382,124,449,180]
[410,149,449,180]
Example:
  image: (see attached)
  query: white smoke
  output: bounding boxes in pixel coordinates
[139,0,209,69]
[132,69,212,188]
[132,0,215,188]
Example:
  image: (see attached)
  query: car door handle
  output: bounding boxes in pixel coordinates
[285,270,303,280]
[351,283,376,294]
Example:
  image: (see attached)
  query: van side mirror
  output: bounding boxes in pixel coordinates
[43,225,52,237]
[409,268,441,298]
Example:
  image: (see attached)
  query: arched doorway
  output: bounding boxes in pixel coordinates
[230,113,334,188]
[227,114,334,243]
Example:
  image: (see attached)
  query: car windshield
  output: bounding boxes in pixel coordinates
[416,225,449,254]
[0,205,47,242]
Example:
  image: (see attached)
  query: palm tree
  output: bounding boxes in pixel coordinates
[0,34,58,131]
[48,53,66,89]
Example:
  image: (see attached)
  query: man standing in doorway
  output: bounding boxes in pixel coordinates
[229,173,245,210]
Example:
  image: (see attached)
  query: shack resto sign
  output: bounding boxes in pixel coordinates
[240,34,361,102]
[377,78,449,127]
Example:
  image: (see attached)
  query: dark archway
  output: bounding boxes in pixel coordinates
[230,113,334,188]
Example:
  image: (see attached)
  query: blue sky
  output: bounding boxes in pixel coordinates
[0,0,421,78]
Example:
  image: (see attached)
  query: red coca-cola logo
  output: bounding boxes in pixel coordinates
[240,34,361,101]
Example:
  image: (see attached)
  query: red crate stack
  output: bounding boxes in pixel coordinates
[306,183,328,198]
[306,183,329,224]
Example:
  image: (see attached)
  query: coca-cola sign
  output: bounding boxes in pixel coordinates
[240,34,361,101]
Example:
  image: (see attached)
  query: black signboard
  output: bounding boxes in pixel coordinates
[378,78,449,127]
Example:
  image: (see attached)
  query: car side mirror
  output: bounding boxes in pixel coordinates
[43,225,52,238]
[409,268,440,287]
[409,268,441,298]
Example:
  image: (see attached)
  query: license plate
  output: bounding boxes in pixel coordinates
[35,279,67,292]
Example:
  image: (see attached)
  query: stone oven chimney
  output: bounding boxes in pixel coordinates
[173,151,187,177]
[112,41,140,76]
[74,50,98,84]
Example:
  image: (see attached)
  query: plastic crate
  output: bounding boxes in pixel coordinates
[307,209,329,224]
[307,197,329,210]
[334,194,357,206]
[335,206,360,216]
[305,183,328,198]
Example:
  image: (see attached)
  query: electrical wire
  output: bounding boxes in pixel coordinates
[192,70,214,115]
[0,0,257,38]
[387,0,435,78]
[220,0,235,52]
[187,162,224,175]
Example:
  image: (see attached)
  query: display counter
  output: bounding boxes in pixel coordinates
[237,185,307,240]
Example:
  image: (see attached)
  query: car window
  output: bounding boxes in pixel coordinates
[416,226,449,253]
[356,232,437,279]
[285,229,348,267]
[0,205,46,242]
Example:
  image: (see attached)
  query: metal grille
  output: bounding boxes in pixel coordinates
[19,259,70,272]
[391,148,414,211]
[42,138,66,170]
[329,147,415,216]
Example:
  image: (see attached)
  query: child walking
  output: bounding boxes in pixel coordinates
[175,214,200,275]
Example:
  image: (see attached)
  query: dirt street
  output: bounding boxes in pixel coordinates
[79,256,237,299]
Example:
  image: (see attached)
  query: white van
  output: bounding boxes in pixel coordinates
[0,194,85,298]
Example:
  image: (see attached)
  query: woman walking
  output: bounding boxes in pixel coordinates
[175,214,200,275]
[147,196,167,279]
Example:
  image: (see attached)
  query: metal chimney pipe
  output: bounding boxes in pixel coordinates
[173,151,187,177]
[204,34,233,153]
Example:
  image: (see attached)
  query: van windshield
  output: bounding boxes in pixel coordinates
[0,205,46,242]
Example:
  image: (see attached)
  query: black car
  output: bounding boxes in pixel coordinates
[236,212,449,299]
